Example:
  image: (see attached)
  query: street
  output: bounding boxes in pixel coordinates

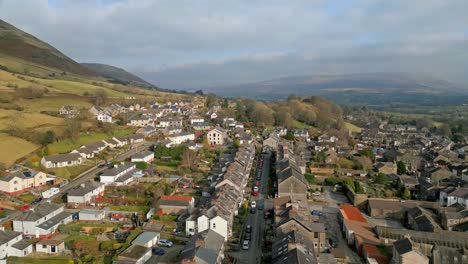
[236,152,271,264]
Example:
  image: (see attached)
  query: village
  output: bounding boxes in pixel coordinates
[0,97,467,264]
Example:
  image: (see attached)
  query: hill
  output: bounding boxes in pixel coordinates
[81,63,155,88]
[208,73,468,105]
[0,19,96,77]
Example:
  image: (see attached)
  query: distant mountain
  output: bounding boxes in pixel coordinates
[0,19,96,76]
[82,63,155,88]
[208,73,468,105]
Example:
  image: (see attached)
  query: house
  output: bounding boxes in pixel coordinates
[271,230,318,264]
[0,229,33,259]
[131,232,160,248]
[276,217,327,254]
[208,215,229,242]
[439,187,468,207]
[131,151,154,164]
[102,138,121,149]
[59,105,79,118]
[277,164,308,202]
[318,134,338,143]
[79,209,106,221]
[375,162,397,175]
[293,129,309,138]
[392,237,429,264]
[193,230,225,264]
[158,195,194,215]
[41,153,83,169]
[100,162,138,186]
[207,127,228,145]
[407,207,441,232]
[127,116,153,127]
[89,106,104,116]
[192,122,211,131]
[117,244,152,264]
[263,133,280,151]
[0,169,47,195]
[35,239,65,254]
[156,117,183,128]
[13,203,73,238]
[67,181,105,207]
[97,112,113,123]
[189,115,205,124]
[423,166,452,184]
[136,125,156,137]
[167,132,195,145]
[126,134,145,144]
[440,208,468,231]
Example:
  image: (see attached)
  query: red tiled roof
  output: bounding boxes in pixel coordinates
[363,244,389,264]
[340,204,367,223]
[160,195,193,201]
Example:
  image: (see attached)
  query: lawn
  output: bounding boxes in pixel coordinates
[48,128,135,154]
[109,205,149,214]
[344,122,362,133]
[17,95,93,112]
[7,257,74,264]
[46,161,95,180]
[292,119,311,129]
[0,133,39,166]
[17,193,35,203]
[0,69,43,89]
[0,109,64,130]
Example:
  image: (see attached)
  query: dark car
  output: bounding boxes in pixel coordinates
[245,232,252,241]
[250,208,256,214]
[311,210,323,216]
[246,225,252,233]
[258,203,264,210]
[152,247,165,255]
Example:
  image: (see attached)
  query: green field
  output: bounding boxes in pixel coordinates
[344,121,362,133]
[17,95,93,112]
[46,161,95,179]
[48,128,135,154]
[0,133,39,166]
[7,257,74,264]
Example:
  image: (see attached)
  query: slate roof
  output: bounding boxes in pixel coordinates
[16,203,63,222]
[119,244,151,260]
[0,230,21,245]
[68,181,104,197]
[194,230,225,264]
[393,238,413,255]
[101,162,135,177]
[43,153,82,163]
[11,240,31,250]
[132,232,160,246]
[0,169,40,182]
[131,150,154,160]
[37,211,72,230]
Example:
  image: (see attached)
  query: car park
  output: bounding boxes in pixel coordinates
[157,239,173,247]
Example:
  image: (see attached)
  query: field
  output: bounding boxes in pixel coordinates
[17,95,93,112]
[7,257,74,264]
[344,121,362,133]
[0,109,64,131]
[0,133,39,166]
[48,128,135,154]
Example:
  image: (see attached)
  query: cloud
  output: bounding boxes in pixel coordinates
[0,0,467,88]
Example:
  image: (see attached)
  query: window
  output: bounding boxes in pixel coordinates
[42,245,47,249]
[212,223,216,229]
[314,243,318,248]
[314,232,318,238]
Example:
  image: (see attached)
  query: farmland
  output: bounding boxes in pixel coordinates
[0,133,39,166]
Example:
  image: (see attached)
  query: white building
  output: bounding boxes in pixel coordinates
[97,112,113,123]
[207,127,227,146]
[131,151,154,164]
[167,132,195,145]
[131,232,160,248]
[35,240,65,254]
[209,216,229,242]
[41,153,83,169]
[79,209,106,221]
[67,181,105,207]
[13,203,73,238]
[99,162,138,186]
[0,229,33,259]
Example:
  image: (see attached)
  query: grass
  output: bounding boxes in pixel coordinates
[0,109,64,130]
[48,128,135,154]
[46,161,95,180]
[17,193,35,203]
[64,234,97,243]
[344,121,362,133]
[17,95,93,112]
[292,119,311,129]
[109,205,149,214]
[7,257,74,264]
[0,133,39,166]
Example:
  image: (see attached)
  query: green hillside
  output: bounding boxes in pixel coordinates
[81,63,154,88]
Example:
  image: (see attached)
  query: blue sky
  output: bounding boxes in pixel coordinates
[0,0,467,89]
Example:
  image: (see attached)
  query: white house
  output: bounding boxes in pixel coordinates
[79,209,106,221]
[0,229,33,259]
[439,187,468,207]
[117,245,152,264]
[99,162,138,186]
[190,116,205,124]
[13,203,73,238]
[127,117,154,127]
[67,181,105,207]
[209,215,229,242]
[131,151,154,164]
[167,132,195,145]
[131,232,160,248]
[97,112,113,123]
[207,127,227,145]
[41,153,83,169]
[35,240,65,254]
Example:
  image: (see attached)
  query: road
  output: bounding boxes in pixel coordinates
[237,152,271,264]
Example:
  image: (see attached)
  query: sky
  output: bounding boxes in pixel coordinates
[0,0,467,90]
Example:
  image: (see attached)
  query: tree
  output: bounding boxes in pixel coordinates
[41,130,55,145]
[181,149,198,170]
[375,173,388,184]
[93,89,108,105]
[284,131,295,140]
[401,186,410,200]
[205,93,217,108]
[359,148,375,160]
[64,118,82,139]
[355,181,364,194]
[304,173,315,184]
[397,161,406,175]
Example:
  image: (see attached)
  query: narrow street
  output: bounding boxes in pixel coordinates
[235,152,271,264]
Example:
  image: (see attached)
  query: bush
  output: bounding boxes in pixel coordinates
[324,177,343,186]
[304,173,315,184]
[134,162,147,170]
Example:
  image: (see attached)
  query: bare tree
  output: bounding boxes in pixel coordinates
[181,149,198,171]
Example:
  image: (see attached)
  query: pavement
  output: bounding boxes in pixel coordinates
[232,152,271,264]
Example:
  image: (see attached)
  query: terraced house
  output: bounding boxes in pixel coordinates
[0,168,47,195]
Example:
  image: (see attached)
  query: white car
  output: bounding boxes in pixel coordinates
[242,240,250,250]
[157,239,173,247]
[253,186,259,192]
[250,201,256,208]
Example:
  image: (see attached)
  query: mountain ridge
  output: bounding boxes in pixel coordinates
[81,63,155,88]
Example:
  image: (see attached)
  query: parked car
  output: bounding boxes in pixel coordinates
[328,238,337,248]
[246,225,252,233]
[245,232,252,241]
[152,247,165,255]
[250,201,256,208]
[255,181,260,186]
[242,240,250,250]
[250,207,256,214]
[252,191,259,196]
[311,210,323,216]
[258,203,264,210]
[157,239,173,247]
